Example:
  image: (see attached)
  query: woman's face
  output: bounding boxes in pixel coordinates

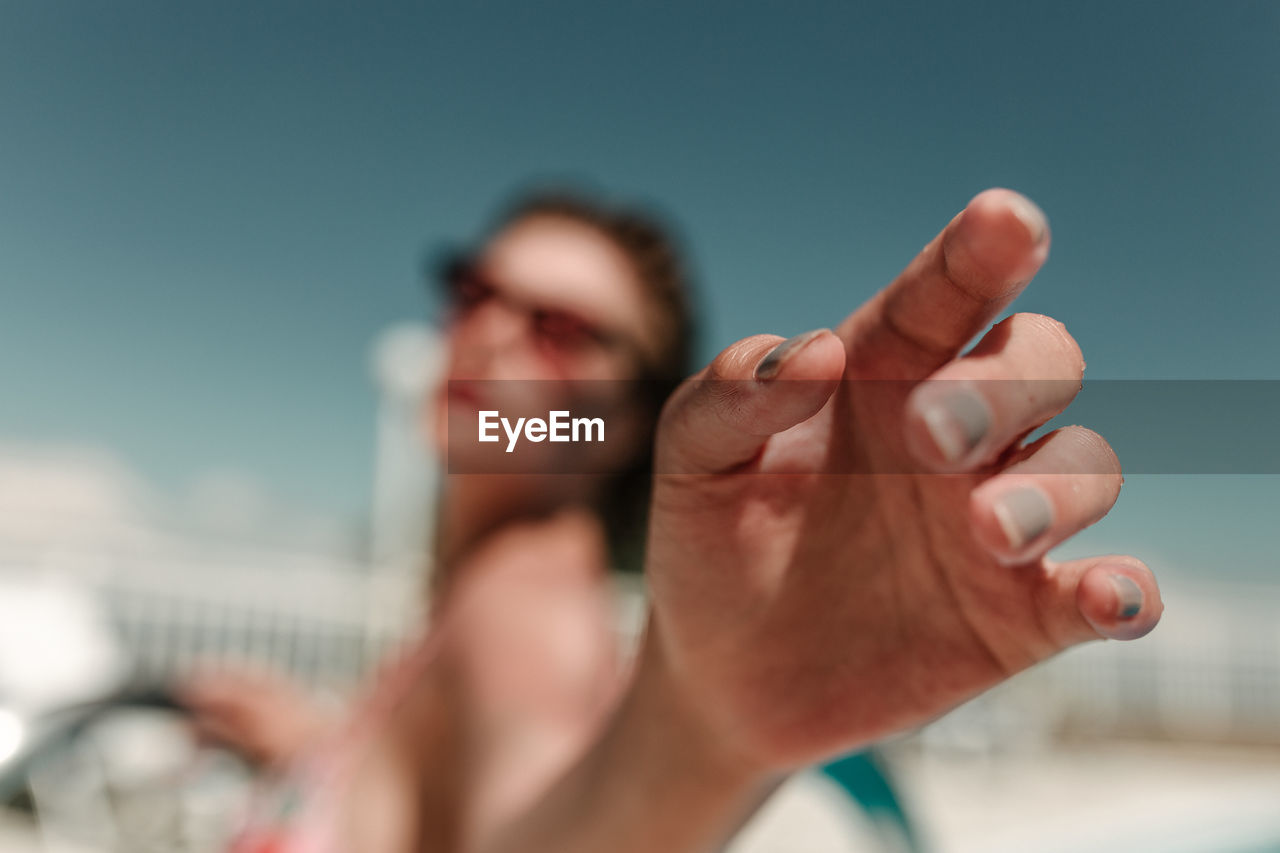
[432,215,664,472]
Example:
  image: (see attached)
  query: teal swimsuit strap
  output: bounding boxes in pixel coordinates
[820,750,921,853]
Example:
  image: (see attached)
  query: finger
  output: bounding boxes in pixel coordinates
[904,313,1084,471]
[840,188,1050,378]
[189,715,249,750]
[656,329,845,474]
[175,668,260,710]
[969,426,1122,564]
[1033,554,1163,645]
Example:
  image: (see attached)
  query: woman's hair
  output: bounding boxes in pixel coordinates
[481,188,702,570]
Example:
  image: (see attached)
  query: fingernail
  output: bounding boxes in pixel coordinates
[1110,574,1143,620]
[918,387,991,463]
[991,486,1054,550]
[754,329,827,381]
[1007,194,1048,245]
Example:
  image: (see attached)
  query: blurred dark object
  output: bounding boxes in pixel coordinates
[1,683,251,853]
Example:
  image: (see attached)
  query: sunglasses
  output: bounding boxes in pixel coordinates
[432,250,653,373]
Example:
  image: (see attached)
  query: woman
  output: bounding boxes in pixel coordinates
[184,188,700,853]
[191,187,1163,853]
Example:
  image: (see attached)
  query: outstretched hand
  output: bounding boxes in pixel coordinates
[644,188,1162,771]
[178,665,338,769]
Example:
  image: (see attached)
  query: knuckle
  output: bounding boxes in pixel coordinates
[658,345,763,437]
[707,377,751,425]
[706,334,781,382]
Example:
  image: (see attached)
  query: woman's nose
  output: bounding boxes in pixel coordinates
[458,300,545,377]
[469,298,528,346]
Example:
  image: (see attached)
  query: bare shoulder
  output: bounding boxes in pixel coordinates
[451,510,613,610]
[440,510,622,705]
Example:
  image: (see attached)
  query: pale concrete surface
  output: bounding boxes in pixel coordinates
[895,741,1280,853]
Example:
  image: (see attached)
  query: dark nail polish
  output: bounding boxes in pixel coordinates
[992,486,1053,549]
[1008,195,1048,245]
[919,387,991,463]
[754,329,827,381]
[1111,575,1143,619]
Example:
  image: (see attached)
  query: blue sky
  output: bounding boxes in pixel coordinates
[1,2,1277,578]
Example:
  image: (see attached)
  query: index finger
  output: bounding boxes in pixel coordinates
[838,188,1051,379]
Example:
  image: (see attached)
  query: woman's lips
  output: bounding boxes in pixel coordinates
[446,379,485,408]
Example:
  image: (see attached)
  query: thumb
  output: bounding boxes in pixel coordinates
[656,329,845,474]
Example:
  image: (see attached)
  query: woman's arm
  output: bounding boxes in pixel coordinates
[178,666,340,769]
[438,513,629,852]
[476,189,1164,852]
[478,631,778,853]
